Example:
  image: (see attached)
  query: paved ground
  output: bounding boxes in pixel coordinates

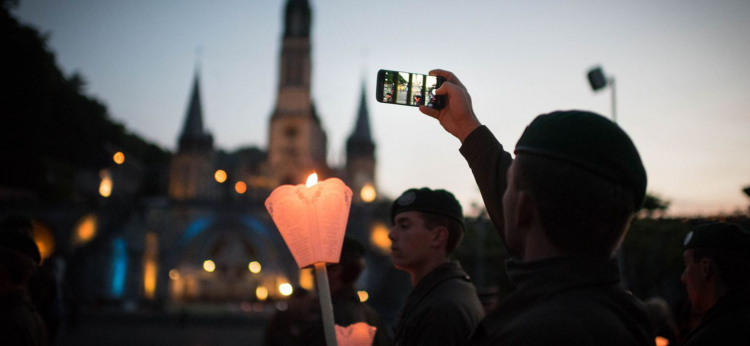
[55,310,270,346]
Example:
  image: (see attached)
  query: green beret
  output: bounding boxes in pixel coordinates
[340,236,365,260]
[515,110,647,210]
[684,222,750,252]
[391,188,464,226]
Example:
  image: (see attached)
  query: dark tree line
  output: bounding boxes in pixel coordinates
[1,1,169,201]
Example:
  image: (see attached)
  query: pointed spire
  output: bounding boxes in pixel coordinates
[178,69,213,153]
[346,82,375,160]
[350,84,372,142]
[181,71,204,137]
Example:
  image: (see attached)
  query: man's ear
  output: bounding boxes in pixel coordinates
[430,226,449,249]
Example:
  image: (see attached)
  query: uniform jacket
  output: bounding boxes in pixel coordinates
[681,281,750,345]
[393,261,483,346]
[459,125,654,345]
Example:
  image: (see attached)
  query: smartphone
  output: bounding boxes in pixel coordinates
[376,69,446,109]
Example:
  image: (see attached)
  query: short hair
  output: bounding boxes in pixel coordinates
[513,154,636,257]
[692,248,750,288]
[420,212,465,255]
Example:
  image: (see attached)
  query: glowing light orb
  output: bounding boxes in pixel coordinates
[357,290,369,302]
[360,184,376,203]
[370,223,392,254]
[99,170,112,197]
[214,170,227,183]
[235,181,247,194]
[279,283,293,296]
[256,286,269,301]
[248,261,261,273]
[169,269,180,280]
[113,152,125,164]
[203,260,216,272]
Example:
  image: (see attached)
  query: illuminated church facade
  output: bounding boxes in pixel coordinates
[21,0,409,325]
[158,0,381,303]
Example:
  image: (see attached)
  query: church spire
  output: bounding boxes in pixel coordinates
[178,69,213,153]
[350,84,372,143]
[284,0,311,38]
[347,83,375,160]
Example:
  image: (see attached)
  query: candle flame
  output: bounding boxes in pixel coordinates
[306,173,318,187]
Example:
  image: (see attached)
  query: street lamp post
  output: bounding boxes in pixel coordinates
[587,66,617,123]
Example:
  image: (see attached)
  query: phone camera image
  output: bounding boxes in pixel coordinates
[377,69,444,110]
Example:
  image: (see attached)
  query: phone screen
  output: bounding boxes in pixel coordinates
[379,70,442,108]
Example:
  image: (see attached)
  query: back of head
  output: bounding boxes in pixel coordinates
[337,237,366,285]
[513,111,647,258]
[683,222,750,288]
[0,215,40,286]
[391,188,465,254]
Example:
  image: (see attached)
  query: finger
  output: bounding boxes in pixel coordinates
[419,105,440,119]
[429,69,465,89]
[434,81,458,96]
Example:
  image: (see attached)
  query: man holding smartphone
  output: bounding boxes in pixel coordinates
[418,70,654,345]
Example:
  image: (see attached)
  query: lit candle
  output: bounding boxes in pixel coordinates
[335,322,377,346]
[265,173,353,346]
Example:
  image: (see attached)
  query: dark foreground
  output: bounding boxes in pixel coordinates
[55,308,269,346]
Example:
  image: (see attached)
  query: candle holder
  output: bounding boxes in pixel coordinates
[265,173,353,346]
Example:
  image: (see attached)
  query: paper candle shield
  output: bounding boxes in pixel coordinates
[335,322,377,346]
[265,177,353,268]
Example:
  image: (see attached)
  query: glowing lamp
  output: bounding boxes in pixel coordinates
[265,173,352,268]
[357,291,369,302]
[99,170,112,197]
[335,322,377,346]
[214,170,227,183]
[360,184,376,203]
[265,172,353,346]
[203,260,216,272]
[113,152,125,164]
[249,261,262,273]
[235,181,247,194]
[256,286,269,301]
[279,283,293,296]
[169,269,180,280]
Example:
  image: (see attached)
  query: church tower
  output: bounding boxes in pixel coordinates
[267,0,328,186]
[346,84,376,203]
[168,70,218,201]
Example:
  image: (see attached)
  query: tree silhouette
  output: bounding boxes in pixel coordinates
[0,4,169,201]
[640,193,671,219]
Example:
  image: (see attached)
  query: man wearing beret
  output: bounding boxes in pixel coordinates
[419,70,654,345]
[389,187,483,346]
[680,222,750,345]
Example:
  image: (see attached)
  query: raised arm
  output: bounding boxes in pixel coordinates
[419,69,513,244]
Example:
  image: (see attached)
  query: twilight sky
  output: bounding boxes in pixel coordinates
[14,0,750,216]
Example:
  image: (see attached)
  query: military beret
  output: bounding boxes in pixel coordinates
[515,110,647,210]
[683,222,750,252]
[340,236,365,260]
[391,188,464,226]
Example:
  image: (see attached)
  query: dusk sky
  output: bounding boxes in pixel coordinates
[14,0,750,216]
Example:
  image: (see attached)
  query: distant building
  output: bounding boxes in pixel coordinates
[4,0,408,323]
